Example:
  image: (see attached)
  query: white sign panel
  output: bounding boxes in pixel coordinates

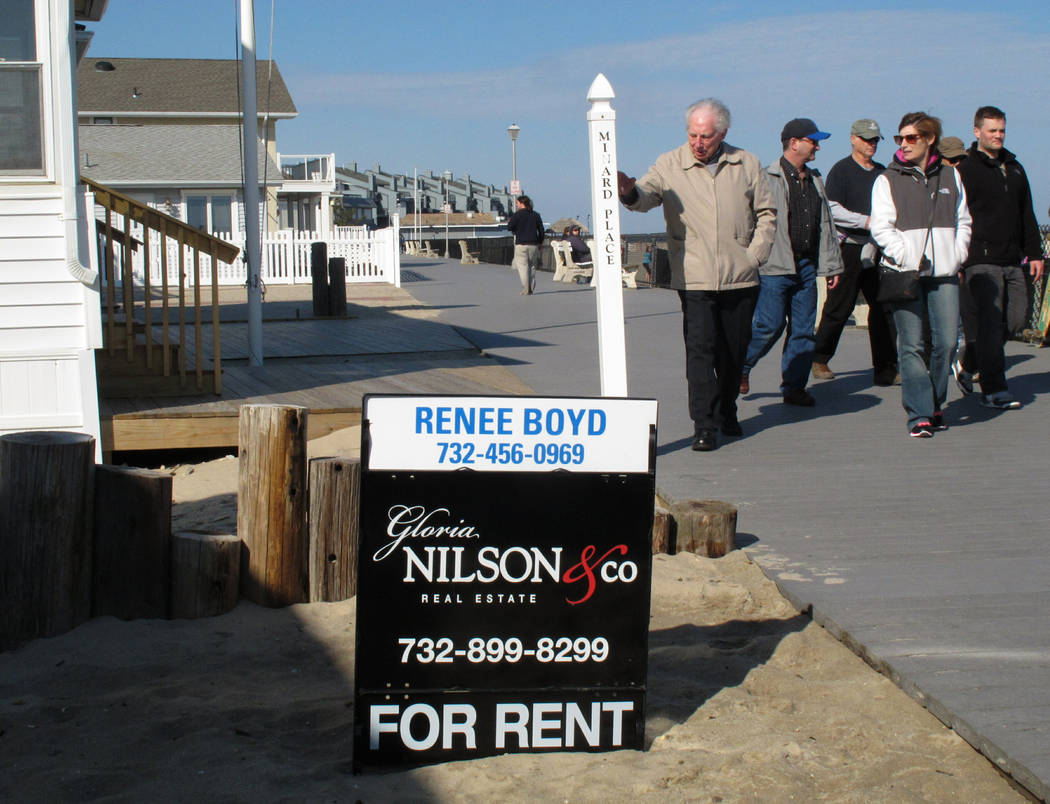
[365,395,657,473]
[510,180,521,195]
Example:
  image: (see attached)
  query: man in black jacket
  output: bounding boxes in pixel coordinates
[956,106,1044,409]
[507,195,544,295]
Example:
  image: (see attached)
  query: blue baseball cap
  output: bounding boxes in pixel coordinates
[781,118,831,142]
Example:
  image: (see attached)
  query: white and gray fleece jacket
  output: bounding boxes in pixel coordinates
[870,153,971,277]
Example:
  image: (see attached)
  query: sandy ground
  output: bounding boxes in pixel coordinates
[0,429,1027,802]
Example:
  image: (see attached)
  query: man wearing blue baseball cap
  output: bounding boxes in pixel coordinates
[740,119,843,407]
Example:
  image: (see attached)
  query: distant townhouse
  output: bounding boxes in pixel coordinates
[335,163,513,228]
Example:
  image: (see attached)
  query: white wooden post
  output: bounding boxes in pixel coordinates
[587,73,628,397]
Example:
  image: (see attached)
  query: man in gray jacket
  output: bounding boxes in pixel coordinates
[618,98,776,451]
[741,118,842,407]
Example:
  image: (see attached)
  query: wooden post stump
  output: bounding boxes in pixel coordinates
[172,531,241,618]
[328,258,347,318]
[672,499,737,557]
[238,404,309,606]
[308,457,361,601]
[311,241,329,316]
[92,465,173,620]
[0,431,95,648]
[652,506,673,554]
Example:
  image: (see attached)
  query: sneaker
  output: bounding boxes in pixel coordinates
[739,373,750,395]
[811,362,835,380]
[952,359,974,396]
[909,420,934,438]
[782,387,816,407]
[931,412,948,431]
[980,392,1021,410]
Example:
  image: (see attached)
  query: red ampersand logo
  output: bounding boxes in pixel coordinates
[562,544,629,605]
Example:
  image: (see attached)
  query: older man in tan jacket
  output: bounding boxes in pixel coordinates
[618,98,776,451]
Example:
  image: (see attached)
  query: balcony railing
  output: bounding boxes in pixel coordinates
[278,153,335,188]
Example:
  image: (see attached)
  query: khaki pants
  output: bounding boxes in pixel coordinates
[513,244,539,293]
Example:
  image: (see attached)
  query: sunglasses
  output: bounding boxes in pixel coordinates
[859,136,881,145]
[893,133,923,145]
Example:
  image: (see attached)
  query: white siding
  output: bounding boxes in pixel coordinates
[0,351,101,460]
[0,195,91,349]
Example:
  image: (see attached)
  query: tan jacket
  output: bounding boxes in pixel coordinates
[627,143,776,290]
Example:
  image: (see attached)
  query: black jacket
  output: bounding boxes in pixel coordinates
[507,209,544,245]
[956,145,1042,267]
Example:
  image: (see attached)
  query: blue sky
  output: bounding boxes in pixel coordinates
[87,0,1049,234]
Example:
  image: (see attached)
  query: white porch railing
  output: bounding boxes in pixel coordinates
[209,225,402,287]
[93,209,401,290]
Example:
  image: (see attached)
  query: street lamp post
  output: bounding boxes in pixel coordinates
[443,169,452,258]
[507,123,520,206]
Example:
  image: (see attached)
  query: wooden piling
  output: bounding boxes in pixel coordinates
[672,499,737,557]
[308,457,360,601]
[172,531,241,618]
[92,465,173,620]
[311,241,329,316]
[652,505,673,554]
[0,431,95,648]
[237,404,309,606]
[327,257,347,318]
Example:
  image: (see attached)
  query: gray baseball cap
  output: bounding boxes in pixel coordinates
[850,119,883,139]
[939,137,967,160]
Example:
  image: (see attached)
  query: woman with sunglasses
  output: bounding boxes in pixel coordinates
[870,113,972,437]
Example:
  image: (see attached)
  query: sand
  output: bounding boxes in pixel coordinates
[0,431,1026,802]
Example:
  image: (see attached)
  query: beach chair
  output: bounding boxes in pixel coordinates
[458,240,480,264]
[404,241,419,256]
[419,241,438,258]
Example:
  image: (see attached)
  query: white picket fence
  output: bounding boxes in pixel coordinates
[99,216,401,289]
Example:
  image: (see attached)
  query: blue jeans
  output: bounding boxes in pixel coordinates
[890,276,959,428]
[743,258,817,393]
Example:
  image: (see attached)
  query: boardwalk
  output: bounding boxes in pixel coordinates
[400,256,1050,801]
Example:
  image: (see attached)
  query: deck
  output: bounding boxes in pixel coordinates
[98,279,532,454]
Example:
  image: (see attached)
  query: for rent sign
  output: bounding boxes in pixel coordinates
[353,394,657,769]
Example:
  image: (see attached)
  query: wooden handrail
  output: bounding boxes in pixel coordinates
[84,177,240,396]
[82,177,240,264]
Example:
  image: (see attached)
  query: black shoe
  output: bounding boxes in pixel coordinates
[782,387,816,407]
[873,368,901,386]
[721,418,743,437]
[692,429,718,451]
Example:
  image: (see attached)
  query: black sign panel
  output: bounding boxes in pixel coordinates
[353,395,656,770]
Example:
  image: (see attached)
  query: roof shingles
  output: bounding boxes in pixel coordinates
[77,58,296,116]
[79,124,283,186]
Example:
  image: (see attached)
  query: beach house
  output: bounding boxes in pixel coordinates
[76,56,336,238]
[0,0,109,451]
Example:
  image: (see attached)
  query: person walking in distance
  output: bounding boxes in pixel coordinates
[955,106,1044,409]
[740,118,843,407]
[618,98,775,452]
[507,195,544,295]
[811,119,899,386]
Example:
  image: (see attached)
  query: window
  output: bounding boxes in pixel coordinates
[0,0,44,174]
[184,194,235,235]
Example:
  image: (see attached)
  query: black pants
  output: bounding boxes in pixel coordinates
[964,263,1028,394]
[813,242,898,375]
[679,286,759,431]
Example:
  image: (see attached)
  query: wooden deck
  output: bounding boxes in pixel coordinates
[98,282,532,454]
